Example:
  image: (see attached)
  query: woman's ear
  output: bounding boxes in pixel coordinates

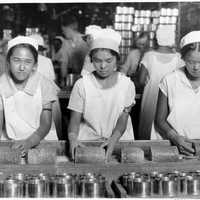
[5,61,10,73]
[32,63,38,71]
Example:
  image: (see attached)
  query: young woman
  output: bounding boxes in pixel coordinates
[155,31,200,155]
[0,36,58,155]
[138,25,184,140]
[67,28,135,161]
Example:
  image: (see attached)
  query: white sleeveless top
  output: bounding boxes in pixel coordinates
[68,72,135,141]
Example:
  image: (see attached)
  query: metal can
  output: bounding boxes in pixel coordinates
[162,175,178,197]
[171,16,177,24]
[161,8,167,16]
[54,174,74,197]
[25,175,46,197]
[79,174,106,198]
[135,10,139,17]
[179,172,187,195]
[129,7,134,14]
[166,8,172,16]
[128,15,133,23]
[121,174,129,189]
[4,177,24,197]
[129,176,151,197]
[172,8,179,16]
[187,175,200,196]
[122,7,127,14]
[116,6,122,14]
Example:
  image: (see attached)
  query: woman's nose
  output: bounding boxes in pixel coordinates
[100,62,107,69]
[19,62,26,71]
[194,62,200,70]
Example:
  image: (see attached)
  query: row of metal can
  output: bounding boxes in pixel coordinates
[0,172,107,198]
[121,170,200,197]
[116,7,179,17]
[116,23,176,33]
[115,15,177,25]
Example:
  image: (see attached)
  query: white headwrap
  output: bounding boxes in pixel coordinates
[156,25,175,46]
[29,34,45,47]
[180,31,200,49]
[90,28,121,55]
[85,25,102,40]
[7,35,38,52]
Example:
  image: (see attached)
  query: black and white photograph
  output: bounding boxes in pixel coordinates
[0,0,199,198]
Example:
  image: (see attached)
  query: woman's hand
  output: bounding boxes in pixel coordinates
[171,134,195,156]
[11,139,31,157]
[101,131,121,162]
[69,132,85,160]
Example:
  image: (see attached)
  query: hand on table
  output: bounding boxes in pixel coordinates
[70,138,86,160]
[172,135,195,156]
[100,131,121,163]
[11,139,32,157]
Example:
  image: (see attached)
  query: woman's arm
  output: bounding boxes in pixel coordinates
[12,102,53,153]
[138,63,149,90]
[0,110,5,139]
[155,89,194,155]
[119,50,140,76]
[68,110,82,138]
[101,104,133,161]
[68,110,85,159]
[155,89,174,138]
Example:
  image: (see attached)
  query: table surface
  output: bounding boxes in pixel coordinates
[0,140,199,181]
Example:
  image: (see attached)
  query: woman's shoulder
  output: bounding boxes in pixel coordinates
[163,67,184,81]
[142,50,157,59]
[128,49,140,56]
[118,72,135,86]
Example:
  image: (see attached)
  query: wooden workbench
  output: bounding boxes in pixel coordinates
[0,140,199,182]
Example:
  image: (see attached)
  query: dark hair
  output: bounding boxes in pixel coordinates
[60,14,78,27]
[6,43,38,63]
[180,42,200,59]
[89,48,120,62]
[132,32,149,49]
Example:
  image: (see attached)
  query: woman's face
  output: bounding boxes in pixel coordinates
[9,46,37,83]
[92,49,117,78]
[136,36,148,51]
[185,50,200,78]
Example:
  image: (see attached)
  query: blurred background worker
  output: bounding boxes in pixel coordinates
[52,36,65,85]
[29,34,56,81]
[81,25,102,76]
[120,32,149,80]
[60,14,89,87]
[30,34,62,140]
[0,39,8,76]
[138,25,184,140]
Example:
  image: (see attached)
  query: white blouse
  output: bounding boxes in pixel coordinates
[159,68,200,139]
[68,72,135,141]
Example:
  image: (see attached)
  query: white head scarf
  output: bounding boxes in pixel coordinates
[156,25,175,47]
[7,35,38,52]
[180,31,200,49]
[85,25,102,40]
[90,28,121,55]
[29,34,45,47]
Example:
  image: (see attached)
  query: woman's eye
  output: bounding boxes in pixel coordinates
[106,59,113,63]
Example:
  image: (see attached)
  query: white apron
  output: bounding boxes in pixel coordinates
[78,74,134,141]
[139,53,179,139]
[2,84,57,140]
